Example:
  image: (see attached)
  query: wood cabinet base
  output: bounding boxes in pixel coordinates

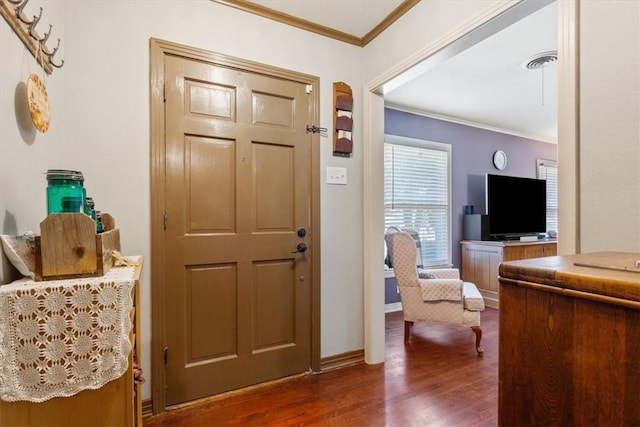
[499,252,640,426]
[0,375,133,427]
[0,261,143,426]
[461,240,556,308]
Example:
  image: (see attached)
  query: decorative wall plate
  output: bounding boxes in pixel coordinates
[27,74,50,133]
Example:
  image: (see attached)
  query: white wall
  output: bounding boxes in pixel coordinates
[0,1,67,279]
[362,0,504,84]
[579,0,640,252]
[1,1,364,400]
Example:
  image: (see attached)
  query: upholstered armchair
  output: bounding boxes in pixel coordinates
[385,231,485,355]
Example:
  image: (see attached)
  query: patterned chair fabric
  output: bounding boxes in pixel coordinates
[419,279,461,301]
[385,231,485,354]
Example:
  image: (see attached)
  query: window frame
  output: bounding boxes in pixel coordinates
[384,134,453,271]
[536,158,558,234]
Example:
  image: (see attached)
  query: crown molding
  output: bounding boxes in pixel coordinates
[385,103,558,145]
[212,0,419,47]
[362,0,420,46]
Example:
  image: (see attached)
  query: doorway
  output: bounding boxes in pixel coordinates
[363,0,579,363]
[150,38,321,411]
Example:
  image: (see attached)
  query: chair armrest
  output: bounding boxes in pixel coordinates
[462,282,485,311]
[418,278,463,301]
[419,268,460,280]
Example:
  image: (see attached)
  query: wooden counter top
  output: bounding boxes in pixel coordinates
[499,251,640,304]
[498,251,640,426]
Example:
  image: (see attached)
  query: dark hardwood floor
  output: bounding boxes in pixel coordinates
[145,308,498,426]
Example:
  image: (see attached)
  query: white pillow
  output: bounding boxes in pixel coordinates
[1,233,36,279]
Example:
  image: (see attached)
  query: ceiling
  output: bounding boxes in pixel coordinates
[234,0,558,143]
[244,0,407,40]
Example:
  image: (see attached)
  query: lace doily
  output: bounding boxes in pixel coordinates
[0,266,135,403]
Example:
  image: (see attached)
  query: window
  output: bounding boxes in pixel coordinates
[384,135,451,267]
[537,159,558,233]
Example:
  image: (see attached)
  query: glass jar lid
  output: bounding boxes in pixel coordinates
[46,169,84,182]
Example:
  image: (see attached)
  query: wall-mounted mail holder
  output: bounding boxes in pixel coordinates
[333,82,353,157]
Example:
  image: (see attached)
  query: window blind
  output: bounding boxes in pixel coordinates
[537,159,558,233]
[384,140,450,267]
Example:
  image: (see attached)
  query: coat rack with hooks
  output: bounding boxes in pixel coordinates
[0,0,64,74]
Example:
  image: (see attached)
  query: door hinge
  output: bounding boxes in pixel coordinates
[164,347,168,366]
[305,84,312,94]
[163,82,166,103]
[163,211,168,231]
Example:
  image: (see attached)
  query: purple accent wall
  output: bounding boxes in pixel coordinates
[384,108,557,272]
[385,277,400,304]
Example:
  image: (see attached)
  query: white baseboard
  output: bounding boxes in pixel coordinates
[385,302,403,313]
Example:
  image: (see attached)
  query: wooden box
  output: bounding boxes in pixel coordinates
[34,213,120,281]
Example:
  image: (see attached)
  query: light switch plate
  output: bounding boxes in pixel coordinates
[326,167,347,185]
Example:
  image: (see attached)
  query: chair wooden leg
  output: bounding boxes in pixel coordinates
[471,326,483,356]
[404,321,413,344]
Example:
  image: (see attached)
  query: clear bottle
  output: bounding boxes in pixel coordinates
[46,170,85,215]
[84,197,96,220]
[95,211,104,233]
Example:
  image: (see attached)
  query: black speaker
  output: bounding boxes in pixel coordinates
[463,214,490,241]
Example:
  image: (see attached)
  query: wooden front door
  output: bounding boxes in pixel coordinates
[161,51,315,406]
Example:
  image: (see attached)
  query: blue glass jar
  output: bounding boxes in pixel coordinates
[46,170,85,215]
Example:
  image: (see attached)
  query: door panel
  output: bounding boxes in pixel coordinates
[187,265,237,362]
[164,55,312,405]
[254,261,295,350]
[187,80,236,120]
[254,143,293,230]
[187,136,236,232]
[252,91,294,128]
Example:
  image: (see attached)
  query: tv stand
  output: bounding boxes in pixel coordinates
[461,239,557,308]
[491,234,541,242]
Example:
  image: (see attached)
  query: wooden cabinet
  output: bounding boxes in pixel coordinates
[498,252,640,426]
[0,261,143,427]
[461,240,556,308]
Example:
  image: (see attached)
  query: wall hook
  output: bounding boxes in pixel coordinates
[47,39,63,68]
[15,0,33,25]
[27,7,43,39]
[40,23,52,44]
[42,36,59,57]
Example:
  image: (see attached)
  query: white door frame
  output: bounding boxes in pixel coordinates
[362,0,579,363]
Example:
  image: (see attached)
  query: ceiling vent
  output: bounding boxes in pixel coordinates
[522,51,558,70]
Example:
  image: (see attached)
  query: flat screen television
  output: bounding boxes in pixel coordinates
[486,174,547,239]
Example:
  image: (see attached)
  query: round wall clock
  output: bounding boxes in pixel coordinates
[493,150,507,170]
